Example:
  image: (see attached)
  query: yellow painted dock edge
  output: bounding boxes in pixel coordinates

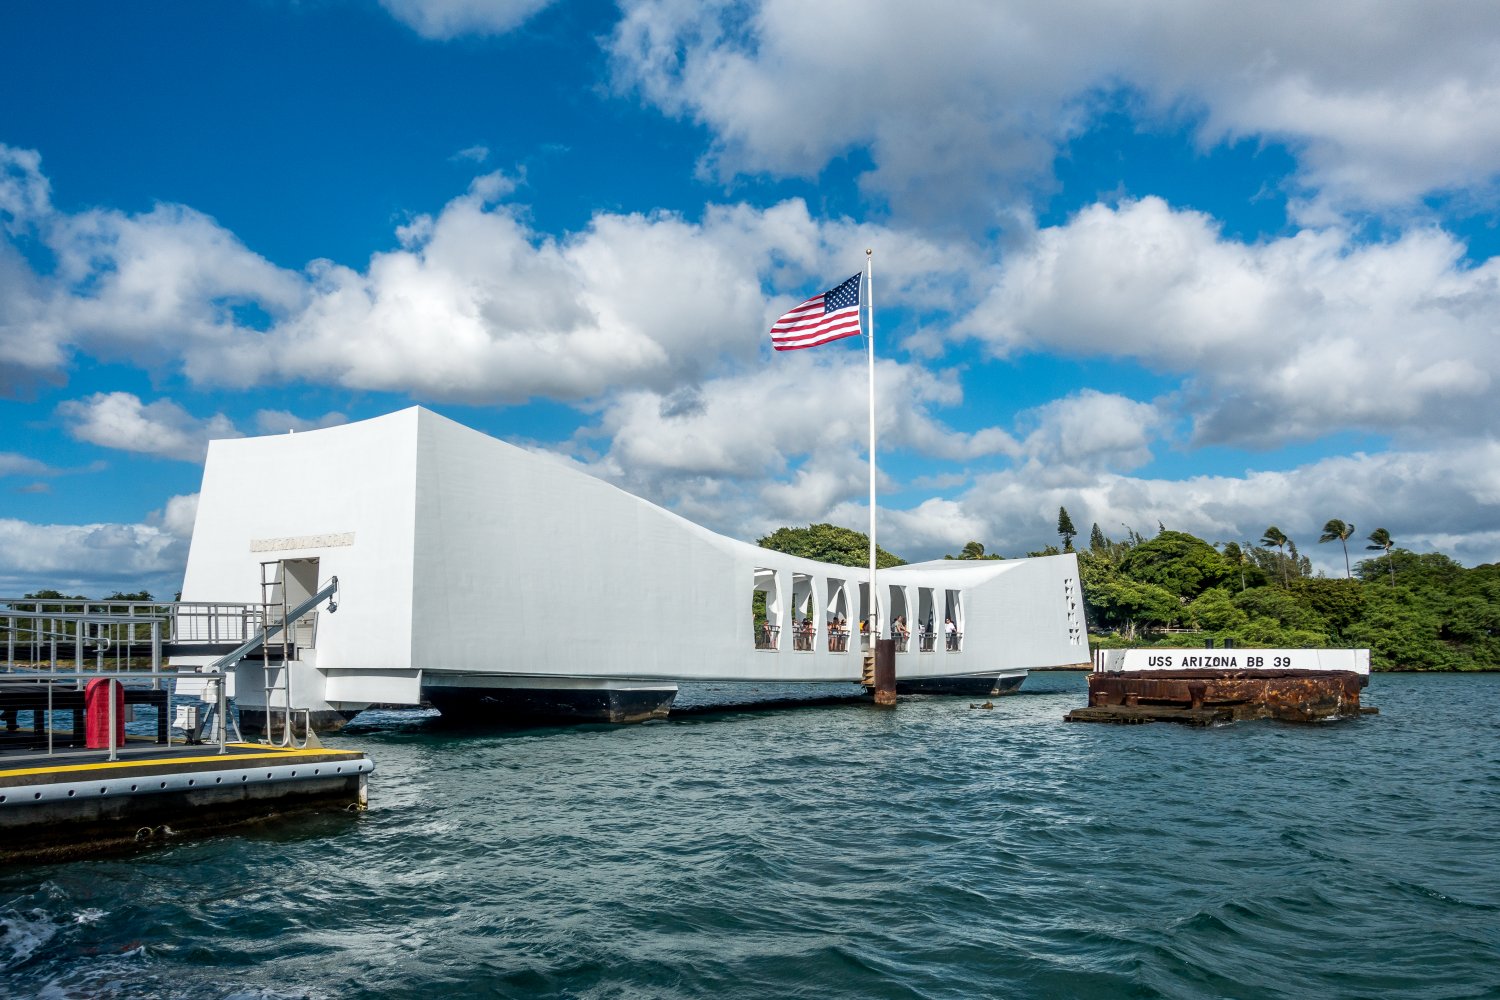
[0,743,365,780]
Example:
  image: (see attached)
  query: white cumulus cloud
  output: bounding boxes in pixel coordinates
[608,0,1500,222]
[939,438,1500,571]
[0,517,188,597]
[960,197,1500,448]
[56,393,346,463]
[57,393,242,462]
[378,0,556,39]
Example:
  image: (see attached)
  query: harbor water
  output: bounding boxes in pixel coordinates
[2,671,1497,999]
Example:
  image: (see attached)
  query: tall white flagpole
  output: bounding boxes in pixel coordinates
[866,248,877,640]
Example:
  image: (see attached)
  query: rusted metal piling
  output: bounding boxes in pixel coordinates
[1067,648,1375,726]
[873,638,897,706]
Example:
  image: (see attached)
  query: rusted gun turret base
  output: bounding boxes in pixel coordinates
[1066,669,1375,725]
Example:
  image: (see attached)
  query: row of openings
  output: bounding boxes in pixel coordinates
[1064,576,1085,646]
[751,570,963,652]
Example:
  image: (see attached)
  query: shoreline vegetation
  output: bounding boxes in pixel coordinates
[758,520,1498,673]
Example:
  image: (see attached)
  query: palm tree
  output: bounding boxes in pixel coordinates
[1261,525,1290,586]
[1367,528,1396,583]
[1318,519,1356,579]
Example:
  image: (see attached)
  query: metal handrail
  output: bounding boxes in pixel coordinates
[754,623,781,650]
[0,600,266,646]
[213,577,337,673]
[0,667,232,762]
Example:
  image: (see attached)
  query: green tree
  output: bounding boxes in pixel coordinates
[1232,586,1329,637]
[105,590,154,603]
[1260,526,1290,586]
[1233,617,1330,648]
[945,541,1002,560]
[1186,588,1250,633]
[757,524,905,568]
[1345,586,1454,670]
[1318,519,1356,579]
[1286,538,1313,581]
[1389,550,1464,588]
[21,589,86,614]
[1057,507,1078,552]
[1288,579,1365,640]
[1220,541,1253,592]
[1117,531,1235,599]
[1087,578,1181,639]
[1366,528,1396,583]
[1089,522,1107,551]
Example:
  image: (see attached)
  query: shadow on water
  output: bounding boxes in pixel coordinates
[341,682,892,734]
[668,693,869,717]
[338,675,1085,736]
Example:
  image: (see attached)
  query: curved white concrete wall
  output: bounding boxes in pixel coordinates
[181,408,1089,705]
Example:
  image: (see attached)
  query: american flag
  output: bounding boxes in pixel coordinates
[769,273,862,351]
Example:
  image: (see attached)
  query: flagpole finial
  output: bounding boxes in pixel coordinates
[865,248,872,256]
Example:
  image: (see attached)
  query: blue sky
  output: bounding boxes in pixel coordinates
[3,0,1500,597]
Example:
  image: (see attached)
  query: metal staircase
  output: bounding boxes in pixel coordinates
[260,562,294,747]
[207,563,338,748]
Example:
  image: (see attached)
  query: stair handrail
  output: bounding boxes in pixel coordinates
[208,576,338,672]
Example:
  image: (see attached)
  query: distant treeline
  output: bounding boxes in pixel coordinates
[975,515,1497,672]
[19,590,156,603]
[762,521,1498,672]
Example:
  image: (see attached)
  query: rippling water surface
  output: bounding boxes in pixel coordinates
[3,672,1498,999]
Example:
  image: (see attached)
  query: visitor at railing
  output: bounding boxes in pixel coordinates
[827,617,850,652]
[944,617,961,651]
[892,616,909,653]
[918,629,935,652]
[756,622,780,650]
[793,618,816,651]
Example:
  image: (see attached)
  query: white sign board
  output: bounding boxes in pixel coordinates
[1093,648,1370,675]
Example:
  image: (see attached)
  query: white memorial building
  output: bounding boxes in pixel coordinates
[179,408,1089,727]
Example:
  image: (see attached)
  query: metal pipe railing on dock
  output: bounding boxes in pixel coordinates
[0,667,233,762]
[1,599,265,649]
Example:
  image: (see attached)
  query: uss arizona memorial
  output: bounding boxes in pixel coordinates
[179,408,1090,727]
